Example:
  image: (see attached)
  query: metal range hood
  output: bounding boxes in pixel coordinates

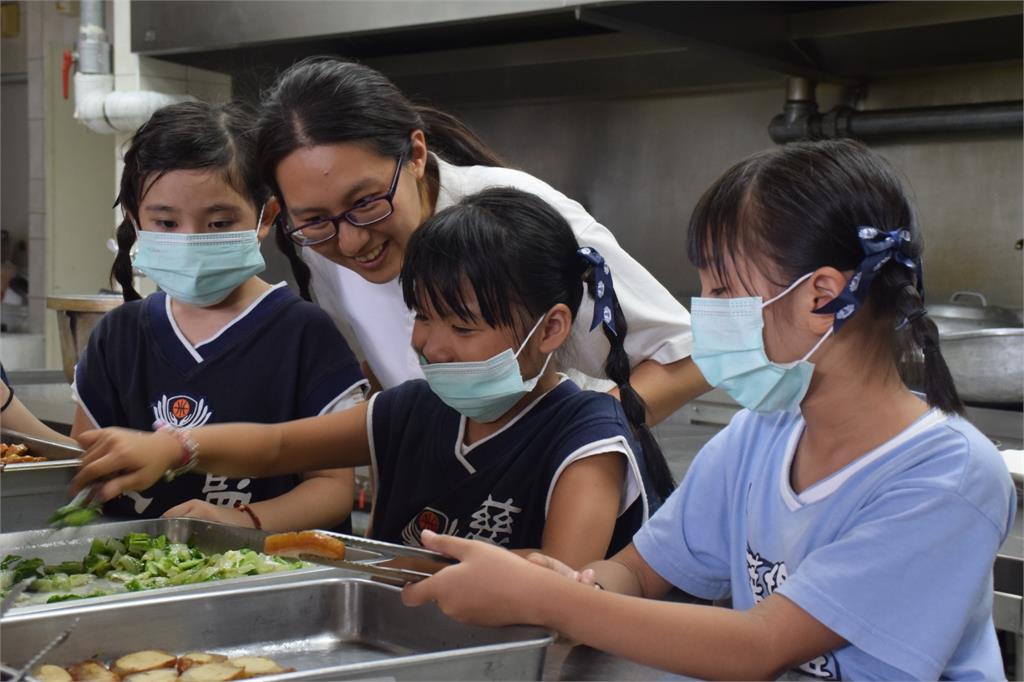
[132,1,1023,106]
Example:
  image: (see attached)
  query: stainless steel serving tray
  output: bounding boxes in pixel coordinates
[0,459,79,533]
[0,519,381,613]
[0,577,554,680]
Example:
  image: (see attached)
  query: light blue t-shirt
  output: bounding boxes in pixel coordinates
[634,408,1016,680]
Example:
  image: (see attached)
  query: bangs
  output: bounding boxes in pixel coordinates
[401,205,526,330]
[686,152,786,295]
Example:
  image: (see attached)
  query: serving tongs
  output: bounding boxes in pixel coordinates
[288,531,457,585]
[9,617,80,682]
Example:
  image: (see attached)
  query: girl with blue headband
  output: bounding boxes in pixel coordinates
[399,140,1015,680]
[74,188,671,567]
[71,101,367,532]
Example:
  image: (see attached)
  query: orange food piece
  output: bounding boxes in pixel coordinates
[264,530,346,560]
[0,442,47,464]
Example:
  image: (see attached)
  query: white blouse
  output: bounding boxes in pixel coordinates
[302,155,693,389]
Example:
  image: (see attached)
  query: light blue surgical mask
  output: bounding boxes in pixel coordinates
[419,316,553,423]
[691,272,833,414]
[132,208,266,307]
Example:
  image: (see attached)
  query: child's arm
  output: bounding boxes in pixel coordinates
[72,403,372,503]
[519,453,626,568]
[404,531,845,680]
[162,468,355,532]
[0,382,78,446]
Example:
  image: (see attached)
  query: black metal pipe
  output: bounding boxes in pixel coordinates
[769,80,1023,143]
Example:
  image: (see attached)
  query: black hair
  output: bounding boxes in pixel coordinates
[112,100,268,301]
[256,57,504,301]
[401,187,676,500]
[687,139,963,414]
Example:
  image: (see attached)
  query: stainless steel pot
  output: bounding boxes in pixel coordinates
[46,295,122,384]
[930,291,1022,334]
[940,328,1023,404]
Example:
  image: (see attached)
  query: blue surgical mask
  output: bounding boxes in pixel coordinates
[419,316,553,423]
[132,209,266,307]
[691,273,832,414]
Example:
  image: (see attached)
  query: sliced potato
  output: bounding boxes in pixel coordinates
[177,653,227,674]
[34,664,73,682]
[112,651,177,677]
[178,663,244,682]
[68,660,119,681]
[123,670,179,682]
[227,657,292,678]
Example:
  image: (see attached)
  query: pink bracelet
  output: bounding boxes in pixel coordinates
[154,420,199,482]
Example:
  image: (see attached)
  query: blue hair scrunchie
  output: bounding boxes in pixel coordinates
[577,246,618,336]
[813,227,924,332]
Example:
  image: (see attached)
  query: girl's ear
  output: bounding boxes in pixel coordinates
[409,129,429,181]
[257,197,281,242]
[805,266,847,334]
[537,303,573,355]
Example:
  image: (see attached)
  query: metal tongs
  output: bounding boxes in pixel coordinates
[289,532,457,585]
[10,618,80,682]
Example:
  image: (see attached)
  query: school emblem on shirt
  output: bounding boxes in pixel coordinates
[401,507,459,546]
[747,545,841,680]
[152,394,213,429]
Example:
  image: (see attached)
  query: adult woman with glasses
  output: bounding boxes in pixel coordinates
[261,57,709,425]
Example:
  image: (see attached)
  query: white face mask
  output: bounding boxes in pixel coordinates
[418,316,552,423]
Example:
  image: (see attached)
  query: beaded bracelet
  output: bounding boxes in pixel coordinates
[235,502,262,530]
[153,420,199,482]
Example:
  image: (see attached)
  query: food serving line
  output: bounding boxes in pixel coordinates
[0,435,669,682]
[2,390,1021,680]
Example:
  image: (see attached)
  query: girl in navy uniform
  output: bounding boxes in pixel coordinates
[71,102,366,532]
[75,188,673,568]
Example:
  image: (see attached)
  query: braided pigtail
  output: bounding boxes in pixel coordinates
[892,284,964,415]
[578,248,675,500]
[273,221,313,301]
[110,216,142,302]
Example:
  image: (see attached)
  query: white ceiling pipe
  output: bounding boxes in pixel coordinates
[74,73,193,134]
[73,0,193,134]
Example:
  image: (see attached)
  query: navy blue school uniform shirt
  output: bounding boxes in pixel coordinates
[75,283,366,521]
[368,377,660,555]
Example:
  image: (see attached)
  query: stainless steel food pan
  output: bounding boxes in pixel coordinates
[0,577,554,681]
[940,328,1023,404]
[0,519,380,613]
[0,459,79,533]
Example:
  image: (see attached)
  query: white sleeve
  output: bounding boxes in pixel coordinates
[318,380,370,415]
[564,220,693,377]
[544,435,647,520]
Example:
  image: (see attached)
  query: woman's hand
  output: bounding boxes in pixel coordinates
[72,428,180,501]
[162,499,254,527]
[401,530,577,628]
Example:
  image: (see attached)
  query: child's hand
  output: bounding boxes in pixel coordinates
[162,499,254,527]
[72,427,180,501]
[526,552,599,587]
[401,530,564,628]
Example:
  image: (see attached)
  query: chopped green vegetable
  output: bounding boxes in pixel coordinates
[1,554,23,569]
[11,532,306,606]
[11,557,45,583]
[48,496,102,528]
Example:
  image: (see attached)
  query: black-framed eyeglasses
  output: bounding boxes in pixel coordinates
[282,154,405,247]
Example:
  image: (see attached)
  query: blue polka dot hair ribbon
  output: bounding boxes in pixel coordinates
[577,246,618,336]
[813,227,923,332]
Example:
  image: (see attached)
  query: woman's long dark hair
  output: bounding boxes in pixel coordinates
[112,101,268,301]
[401,187,676,500]
[687,139,963,414]
[257,57,503,301]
